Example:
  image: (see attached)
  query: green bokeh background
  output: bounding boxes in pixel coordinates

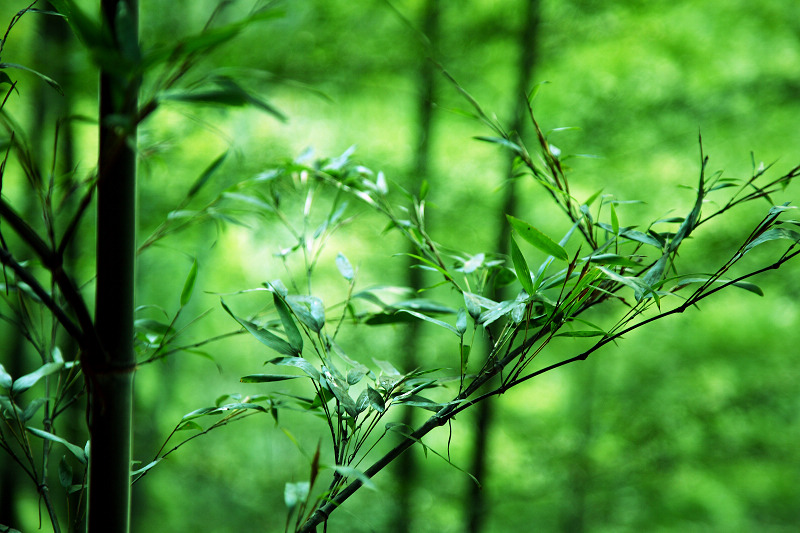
[1,0,799,531]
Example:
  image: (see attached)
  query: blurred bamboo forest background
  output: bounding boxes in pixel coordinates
[2,0,799,531]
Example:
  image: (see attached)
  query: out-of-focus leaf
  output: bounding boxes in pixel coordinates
[284,481,310,513]
[327,465,377,491]
[188,152,227,199]
[161,77,286,121]
[336,252,354,281]
[507,215,568,261]
[0,364,12,390]
[456,308,467,335]
[459,252,485,274]
[27,427,86,464]
[180,259,198,307]
[22,398,47,422]
[12,362,64,394]
[59,455,73,489]
[134,319,175,336]
[474,136,523,154]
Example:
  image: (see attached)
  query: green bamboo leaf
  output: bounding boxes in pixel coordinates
[22,398,47,422]
[326,465,377,491]
[642,254,669,288]
[366,386,385,413]
[221,299,296,356]
[266,357,319,381]
[59,455,73,489]
[510,236,534,295]
[27,427,86,464]
[188,152,227,198]
[0,62,63,95]
[0,364,12,389]
[273,294,303,355]
[610,202,619,234]
[284,481,310,513]
[336,252,354,281]
[286,295,325,333]
[555,330,607,338]
[177,421,203,431]
[745,228,800,252]
[180,259,198,307]
[587,254,640,267]
[12,362,64,394]
[456,308,467,335]
[240,374,301,383]
[131,459,161,477]
[473,136,523,154]
[397,309,460,335]
[506,215,568,261]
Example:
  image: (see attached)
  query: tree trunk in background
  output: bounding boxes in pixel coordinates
[465,2,540,531]
[560,362,596,533]
[88,1,139,531]
[393,1,440,531]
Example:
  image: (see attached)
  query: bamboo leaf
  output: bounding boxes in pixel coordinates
[0,364,11,390]
[506,215,568,261]
[397,309,460,335]
[241,374,302,383]
[0,62,63,95]
[273,293,303,355]
[510,236,535,295]
[221,299,296,356]
[266,357,319,381]
[336,252,354,281]
[27,427,86,464]
[180,259,198,307]
[11,362,64,394]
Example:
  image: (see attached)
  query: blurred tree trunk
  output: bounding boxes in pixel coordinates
[465,1,540,532]
[560,362,596,532]
[87,1,139,531]
[393,1,440,531]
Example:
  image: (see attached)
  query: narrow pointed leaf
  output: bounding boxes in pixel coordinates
[0,364,11,389]
[273,294,303,354]
[180,259,198,307]
[397,309,459,335]
[221,299,295,356]
[507,215,568,261]
[27,427,86,464]
[510,236,534,295]
[267,357,319,381]
[241,374,301,383]
[12,362,64,394]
